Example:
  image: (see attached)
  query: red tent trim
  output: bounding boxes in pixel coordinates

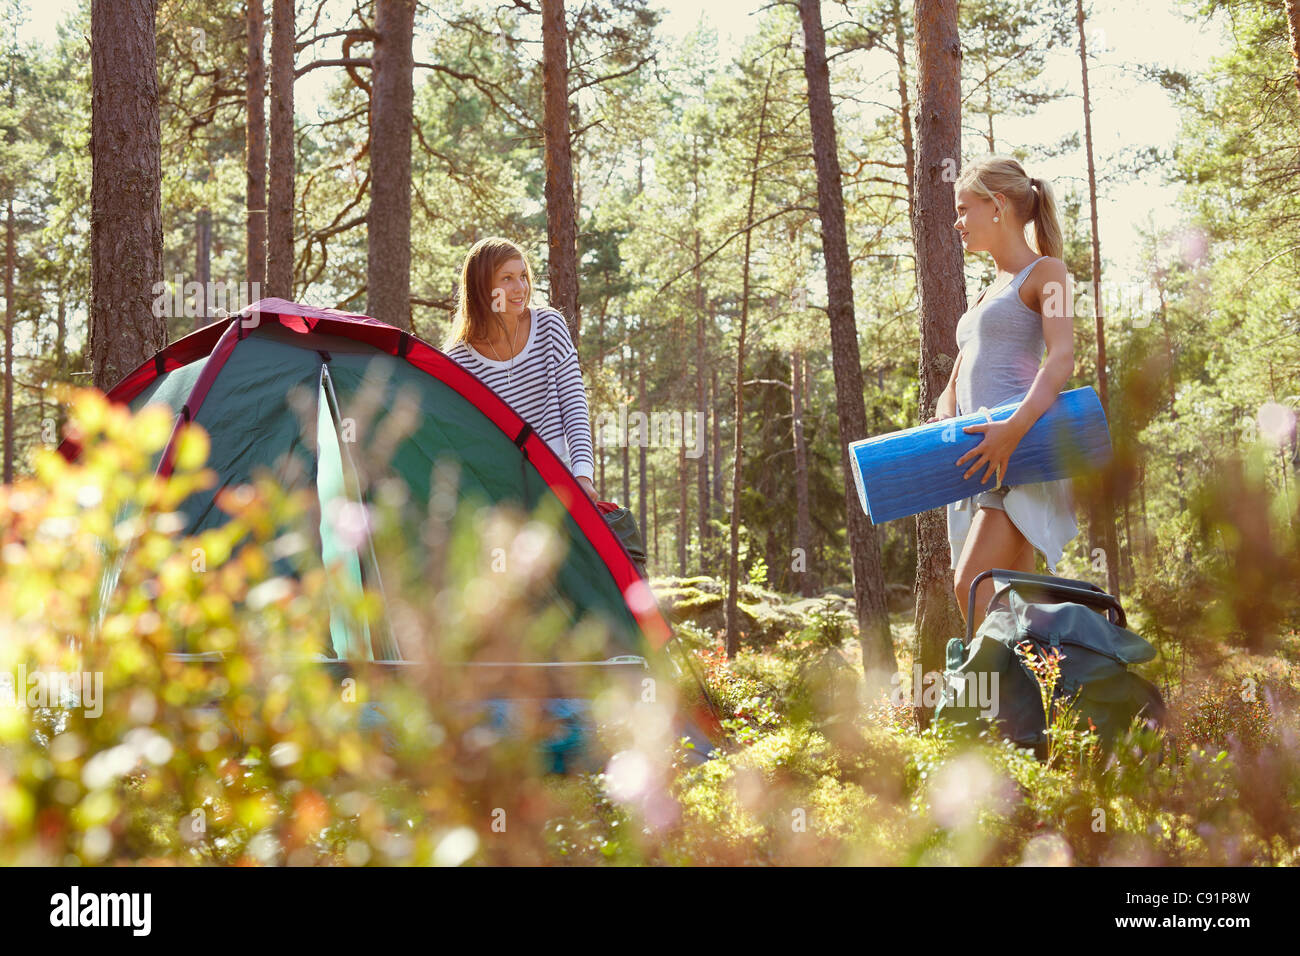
[156,317,243,479]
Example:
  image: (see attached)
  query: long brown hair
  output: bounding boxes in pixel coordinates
[955,155,1063,261]
[443,237,536,350]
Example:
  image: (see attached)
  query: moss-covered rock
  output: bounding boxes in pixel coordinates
[650,575,910,647]
[653,575,846,647]
[652,577,727,636]
[788,593,855,622]
[736,599,803,645]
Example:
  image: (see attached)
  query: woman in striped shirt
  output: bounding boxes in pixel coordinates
[442,237,598,503]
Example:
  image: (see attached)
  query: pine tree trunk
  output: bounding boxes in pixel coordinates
[1286,0,1300,101]
[4,197,13,483]
[620,344,630,505]
[367,0,415,330]
[695,231,709,550]
[267,0,294,299]
[723,63,775,658]
[712,365,722,510]
[1157,286,1184,512]
[89,0,166,393]
[892,0,916,227]
[678,441,688,576]
[792,347,814,597]
[984,60,995,152]
[1123,496,1135,591]
[3,0,16,469]
[651,465,659,570]
[246,0,266,293]
[799,0,896,679]
[638,350,648,541]
[56,286,66,381]
[541,0,580,342]
[621,434,629,506]
[1076,0,1120,600]
[194,208,211,331]
[598,304,608,499]
[1138,458,1150,562]
[618,314,629,509]
[909,0,967,727]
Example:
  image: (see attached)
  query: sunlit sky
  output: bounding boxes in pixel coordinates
[13,0,1229,292]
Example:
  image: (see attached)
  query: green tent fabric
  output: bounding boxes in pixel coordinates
[67,299,673,663]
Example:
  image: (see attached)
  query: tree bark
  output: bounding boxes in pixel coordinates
[651,463,659,569]
[638,367,648,543]
[792,347,813,597]
[56,284,66,382]
[246,0,267,294]
[909,0,967,727]
[620,328,630,504]
[367,0,415,330]
[799,0,896,679]
[983,49,996,152]
[893,0,916,227]
[723,62,774,658]
[1123,497,1135,591]
[597,303,607,498]
[6,56,15,481]
[194,207,211,331]
[90,0,166,393]
[695,229,710,551]
[678,440,688,576]
[4,198,13,483]
[712,365,723,510]
[1286,0,1300,101]
[1138,457,1149,563]
[267,0,295,299]
[1155,288,1184,512]
[541,0,581,343]
[1076,0,1120,600]
[621,417,629,505]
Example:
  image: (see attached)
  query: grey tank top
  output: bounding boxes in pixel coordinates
[955,256,1047,417]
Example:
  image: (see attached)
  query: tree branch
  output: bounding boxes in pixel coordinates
[296,57,371,78]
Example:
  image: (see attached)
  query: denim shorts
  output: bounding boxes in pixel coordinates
[975,483,1011,512]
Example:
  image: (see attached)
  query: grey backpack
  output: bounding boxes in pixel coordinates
[934,568,1166,758]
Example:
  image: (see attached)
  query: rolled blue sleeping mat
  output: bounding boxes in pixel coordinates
[848,385,1111,524]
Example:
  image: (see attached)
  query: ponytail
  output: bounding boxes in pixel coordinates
[1029,177,1063,261]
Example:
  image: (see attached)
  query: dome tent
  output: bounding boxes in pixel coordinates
[63,298,717,763]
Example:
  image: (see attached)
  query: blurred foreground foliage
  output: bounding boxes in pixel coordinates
[1,391,1298,866]
[0,389,689,865]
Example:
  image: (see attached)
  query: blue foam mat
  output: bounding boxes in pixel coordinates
[848,386,1111,524]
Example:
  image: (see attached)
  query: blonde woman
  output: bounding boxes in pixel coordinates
[928,156,1080,630]
[443,237,598,503]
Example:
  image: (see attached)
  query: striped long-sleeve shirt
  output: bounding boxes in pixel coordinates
[445,306,595,481]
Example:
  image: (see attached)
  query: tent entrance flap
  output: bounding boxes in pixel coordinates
[317,363,398,661]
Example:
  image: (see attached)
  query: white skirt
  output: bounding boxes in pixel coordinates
[946,476,1079,575]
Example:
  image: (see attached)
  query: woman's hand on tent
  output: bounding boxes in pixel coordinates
[955,418,1025,485]
[576,475,599,503]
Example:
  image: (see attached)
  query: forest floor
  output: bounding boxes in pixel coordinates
[565,574,1300,864]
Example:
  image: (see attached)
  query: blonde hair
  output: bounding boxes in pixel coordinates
[956,155,1062,261]
[443,237,536,351]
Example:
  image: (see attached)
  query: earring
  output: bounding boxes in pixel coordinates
[993,216,999,223]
